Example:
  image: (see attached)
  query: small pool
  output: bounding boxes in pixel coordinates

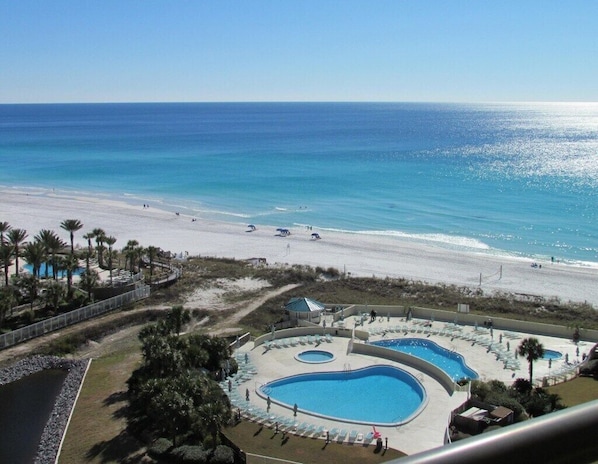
[295,349,335,364]
[542,349,563,360]
[259,365,426,426]
[372,338,478,381]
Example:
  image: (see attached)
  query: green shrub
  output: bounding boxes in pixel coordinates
[148,437,173,459]
[171,444,209,463]
[210,445,234,464]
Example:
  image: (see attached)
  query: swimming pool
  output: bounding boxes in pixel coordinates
[295,349,335,363]
[24,262,84,278]
[542,349,563,360]
[371,338,478,381]
[259,365,426,425]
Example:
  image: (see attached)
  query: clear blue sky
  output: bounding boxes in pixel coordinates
[1,1,597,103]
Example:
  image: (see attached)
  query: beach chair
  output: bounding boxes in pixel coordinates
[293,422,308,435]
[337,429,348,442]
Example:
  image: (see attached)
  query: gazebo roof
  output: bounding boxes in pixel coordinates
[285,297,326,313]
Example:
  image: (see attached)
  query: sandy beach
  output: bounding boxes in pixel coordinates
[2,189,598,307]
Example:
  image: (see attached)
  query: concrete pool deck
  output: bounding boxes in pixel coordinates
[230,317,591,456]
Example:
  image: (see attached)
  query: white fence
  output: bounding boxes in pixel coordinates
[0,285,150,350]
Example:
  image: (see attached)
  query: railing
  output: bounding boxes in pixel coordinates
[0,285,150,350]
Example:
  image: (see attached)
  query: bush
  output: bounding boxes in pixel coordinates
[210,445,234,464]
[148,437,173,459]
[171,444,209,463]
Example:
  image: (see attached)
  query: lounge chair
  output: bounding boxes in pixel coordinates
[325,333,333,343]
[364,431,375,442]
[349,430,359,441]
[337,429,348,442]
[328,427,339,438]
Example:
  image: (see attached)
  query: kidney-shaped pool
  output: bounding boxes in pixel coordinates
[259,365,426,426]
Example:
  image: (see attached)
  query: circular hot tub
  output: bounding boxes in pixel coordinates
[295,349,335,364]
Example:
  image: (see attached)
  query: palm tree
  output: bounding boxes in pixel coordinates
[518,337,545,384]
[61,219,83,255]
[22,241,46,279]
[7,228,28,276]
[82,231,95,273]
[46,233,67,280]
[0,244,13,287]
[146,245,159,283]
[0,221,11,245]
[92,228,106,267]
[61,253,79,299]
[124,240,140,272]
[105,236,117,285]
[35,229,60,279]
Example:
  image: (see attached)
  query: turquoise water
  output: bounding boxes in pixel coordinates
[372,338,478,381]
[23,262,84,278]
[1,102,597,264]
[260,365,425,425]
[542,349,563,360]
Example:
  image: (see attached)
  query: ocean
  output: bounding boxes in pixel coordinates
[1,102,597,264]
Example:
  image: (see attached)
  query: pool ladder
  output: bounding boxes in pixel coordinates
[343,363,351,372]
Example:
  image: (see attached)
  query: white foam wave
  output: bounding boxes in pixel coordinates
[316,227,490,250]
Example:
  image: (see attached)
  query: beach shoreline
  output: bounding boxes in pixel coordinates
[2,188,598,307]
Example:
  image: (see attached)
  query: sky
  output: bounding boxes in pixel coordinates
[1,1,597,103]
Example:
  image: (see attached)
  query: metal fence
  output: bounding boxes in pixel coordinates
[0,285,150,350]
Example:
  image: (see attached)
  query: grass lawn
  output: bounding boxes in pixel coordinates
[223,420,406,464]
[547,376,598,407]
[58,349,149,464]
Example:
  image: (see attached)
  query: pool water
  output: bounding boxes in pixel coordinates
[260,365,426,425]
[372,338,478,381]
[542,349,563,360]
[295,349,335,363]
[24,262,84,278]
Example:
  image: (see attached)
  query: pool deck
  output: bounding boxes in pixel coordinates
[229,316,591,456]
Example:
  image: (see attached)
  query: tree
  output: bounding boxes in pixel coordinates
[518,337,545,384]
[36,230,57,279]
[22,241,46,279]
[0,286,18,327]
[42,280,65,310]
[146,245,159,283]
[124,240,140,272]
[105,236,117,285]
[60,219,83,255]
[92,228,106,267]
[82,232,95,274]
[61,253,79,299]
[7,228,28,276]
[0,244,13,287]
[166,305,191,336]
[0,221,11,245]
